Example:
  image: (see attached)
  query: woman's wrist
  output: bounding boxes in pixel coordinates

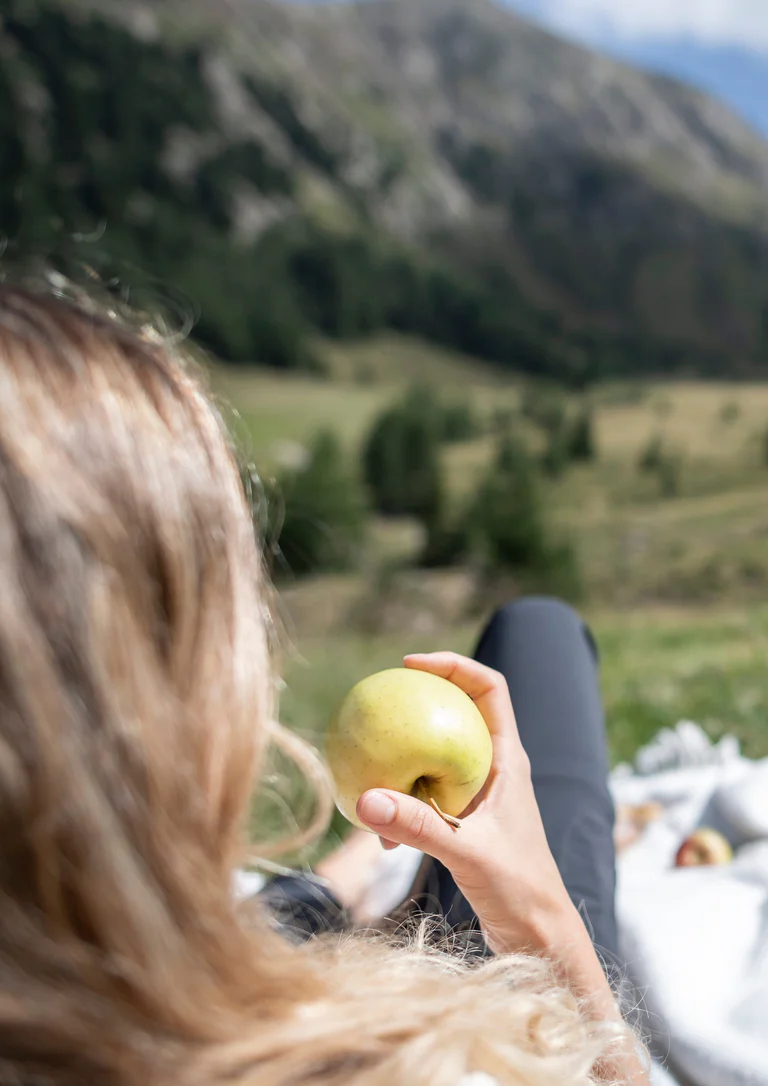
[487,893,617,1010]
[490,898,650,1083]
[475,868,578,956]
[548,913,617,1009]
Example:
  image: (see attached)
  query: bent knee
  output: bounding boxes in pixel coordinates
[492,596,584,628]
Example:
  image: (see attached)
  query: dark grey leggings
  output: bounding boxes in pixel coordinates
[260,598,619,960]
[425,597,618,957]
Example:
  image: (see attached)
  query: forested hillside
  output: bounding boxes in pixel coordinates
[3,0,768,382]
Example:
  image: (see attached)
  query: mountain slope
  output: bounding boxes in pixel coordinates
[325,0,768,189]
[3,0,768,379]
[125,0,768,223]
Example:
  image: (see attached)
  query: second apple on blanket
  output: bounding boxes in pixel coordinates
[675,827,733,867]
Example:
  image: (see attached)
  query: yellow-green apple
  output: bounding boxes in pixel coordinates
[325,668,493,830]
[675,827,733,868]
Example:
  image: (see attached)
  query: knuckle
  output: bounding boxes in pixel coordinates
[443,653,462,677]
[408,804,433,843]
[479,664,509,699]
[474,659,504,687]
[489,666,506,687]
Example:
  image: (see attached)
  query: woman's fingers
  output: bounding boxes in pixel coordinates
[357,789,464,868]
[403,652,518,741]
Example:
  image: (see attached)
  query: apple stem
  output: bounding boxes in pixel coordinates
[418,780,462,829]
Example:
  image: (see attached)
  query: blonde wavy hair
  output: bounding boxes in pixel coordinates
[0,282,627,1086]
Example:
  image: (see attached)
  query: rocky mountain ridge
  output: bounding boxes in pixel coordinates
[3,0,768,377]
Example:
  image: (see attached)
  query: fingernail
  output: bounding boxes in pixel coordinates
[358,791,397,826]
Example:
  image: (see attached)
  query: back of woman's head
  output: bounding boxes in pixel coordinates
[0,282,298,1077]
[0,283,624,1086]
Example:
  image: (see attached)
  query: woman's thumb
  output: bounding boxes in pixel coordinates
[356,789,459,862]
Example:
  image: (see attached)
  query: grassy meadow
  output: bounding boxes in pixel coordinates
[210,335,768,851]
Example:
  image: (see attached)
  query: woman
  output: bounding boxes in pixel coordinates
[0,281,649,1085]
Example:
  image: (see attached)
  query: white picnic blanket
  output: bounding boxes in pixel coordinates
[611,722,768,1086]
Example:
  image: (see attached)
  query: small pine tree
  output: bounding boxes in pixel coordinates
[469,435,582,597]
[421,512,471,568]
[521,384,567,437]
[658,454,681,498]
[441,402,480,443]
[273,430,367,576]
[636,435,682,498]
[567,409,596,462]
[638,434,665,474]
[720,400,740,426]
[473,436,546,569]
[363,385,443,524]
[541,423,570,477]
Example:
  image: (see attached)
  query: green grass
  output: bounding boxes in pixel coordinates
[209,334,520,469]
[210,368,387,469]
[280,607,768,770]
[320,334,514,389]
[594,606,768,763]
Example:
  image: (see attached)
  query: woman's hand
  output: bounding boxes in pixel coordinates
[356,653,651,1083]
[355,651,577,955]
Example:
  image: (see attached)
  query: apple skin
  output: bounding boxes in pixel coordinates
[325,668,494,830]
[675,827,733,868]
